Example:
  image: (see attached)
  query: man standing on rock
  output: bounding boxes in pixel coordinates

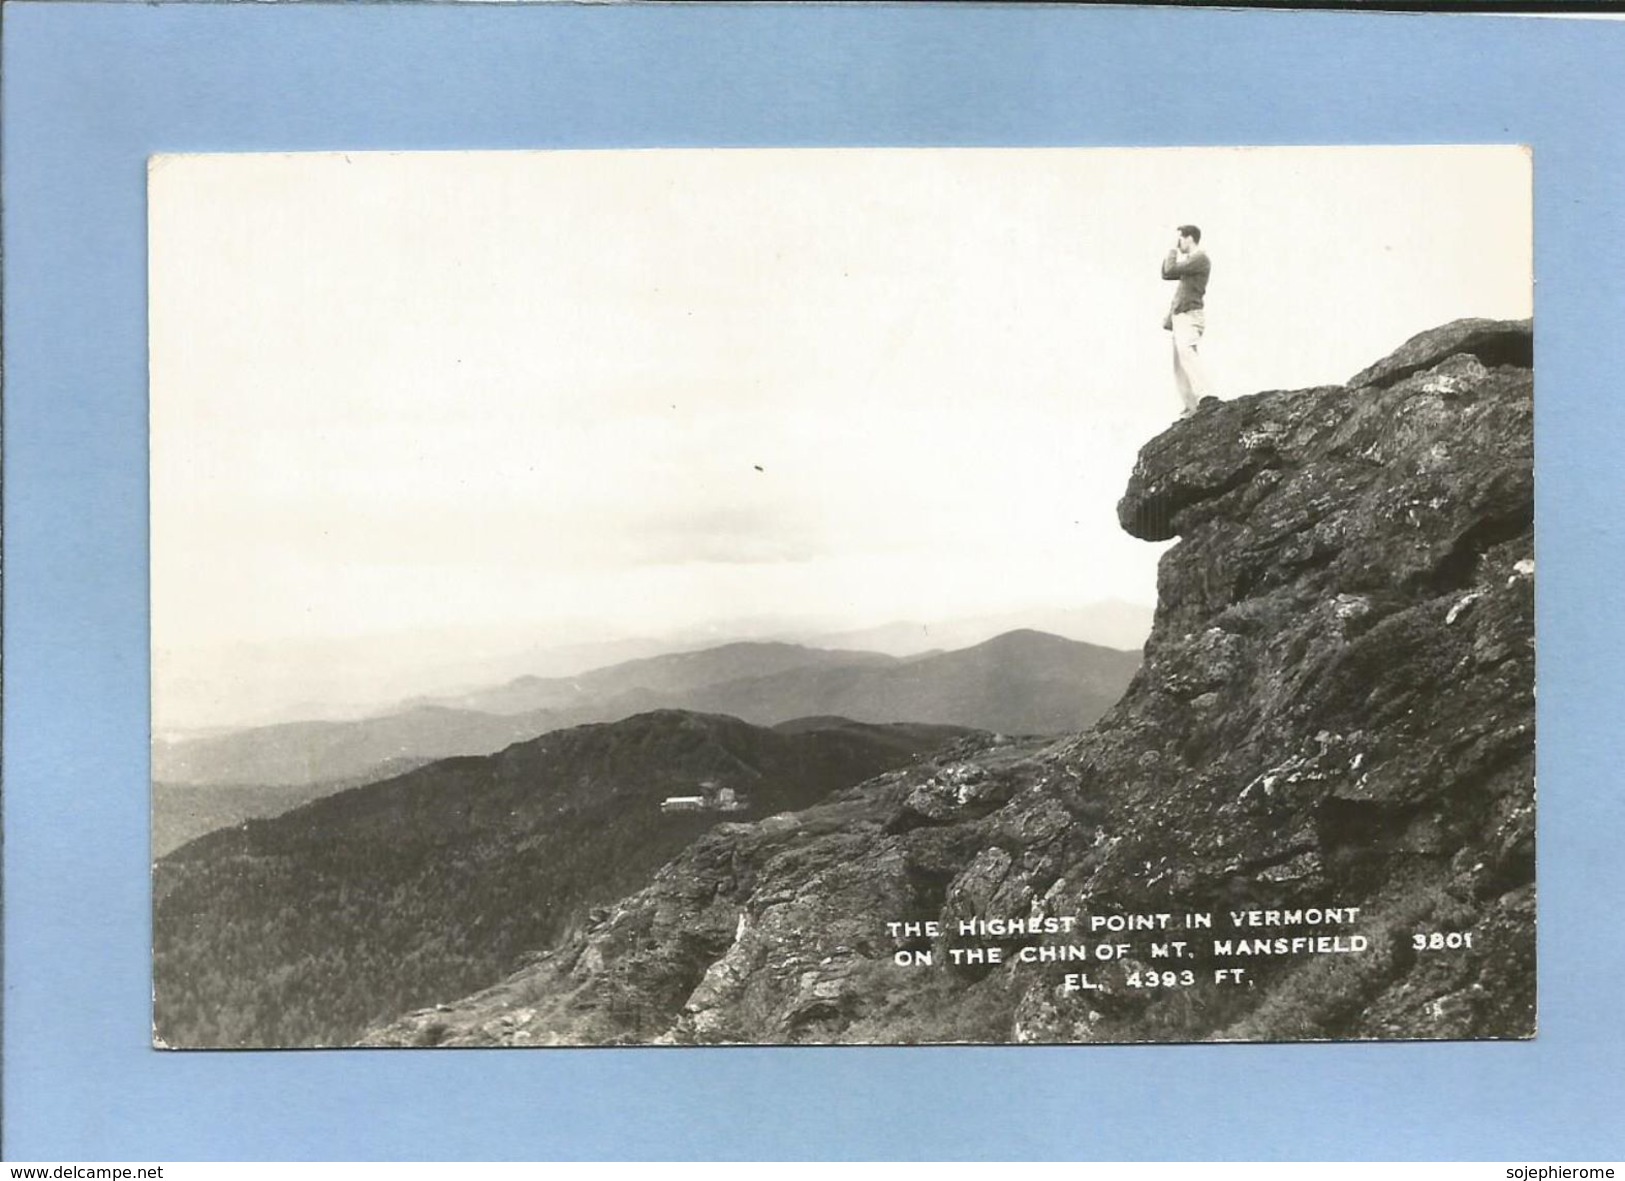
[1162,225,1218,418]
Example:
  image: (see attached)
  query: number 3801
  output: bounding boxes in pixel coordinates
[1412,931,1473,950]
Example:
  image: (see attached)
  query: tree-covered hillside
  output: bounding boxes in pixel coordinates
[153,710,968,1047]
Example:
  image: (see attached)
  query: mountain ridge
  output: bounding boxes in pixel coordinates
[153,629,1140,792]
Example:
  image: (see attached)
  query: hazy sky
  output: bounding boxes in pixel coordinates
[150,146,1531,728]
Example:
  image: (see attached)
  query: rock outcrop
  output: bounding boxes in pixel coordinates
[364,318,1535,1047]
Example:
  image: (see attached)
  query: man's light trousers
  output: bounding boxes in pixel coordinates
[1171,309,1212,410]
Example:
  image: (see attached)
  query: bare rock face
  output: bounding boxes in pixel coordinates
[363,319,1535,1047]
[1343,317,1532,392]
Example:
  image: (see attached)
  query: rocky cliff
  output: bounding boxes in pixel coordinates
[364,318,1535,1047]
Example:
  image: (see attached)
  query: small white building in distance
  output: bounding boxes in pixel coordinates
[661,781,750,814]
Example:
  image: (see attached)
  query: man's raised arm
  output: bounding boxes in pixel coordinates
[1162,248,1210,279]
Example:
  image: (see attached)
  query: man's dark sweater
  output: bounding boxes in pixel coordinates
[1162,248,1211,314]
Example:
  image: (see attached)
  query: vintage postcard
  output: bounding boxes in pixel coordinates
[149,146,1534,1048]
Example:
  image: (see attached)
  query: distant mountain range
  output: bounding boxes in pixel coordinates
[154,601,1154,735]
[680,629,1140,735]
[153,709,973,1047]
[153,630,1141,793]
[418,640,899,716]
[802,601,1154,656]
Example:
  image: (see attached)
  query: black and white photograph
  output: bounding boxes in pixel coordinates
[149,145,1534,1049]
